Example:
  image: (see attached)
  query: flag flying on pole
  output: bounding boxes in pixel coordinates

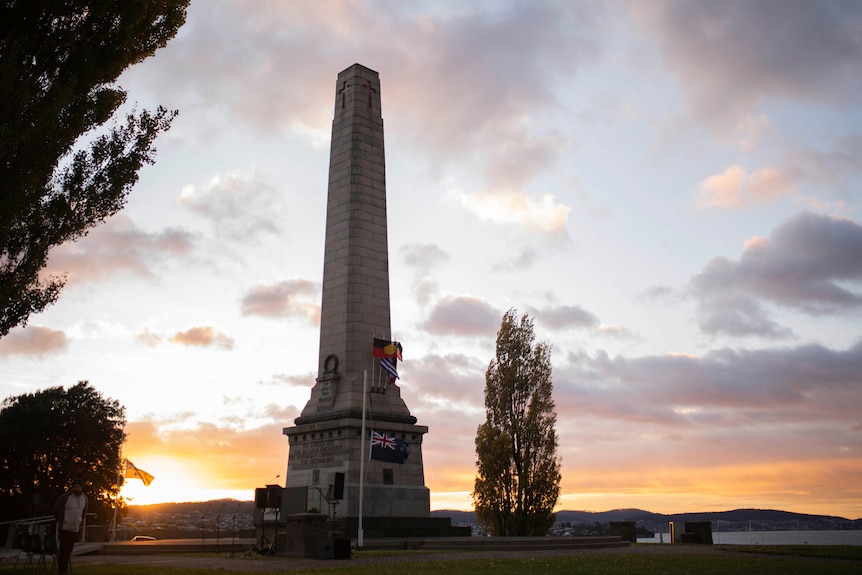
[369,431,409,464]
[380,356,399,384]
[373,338,402,361]
[124,459,155,487]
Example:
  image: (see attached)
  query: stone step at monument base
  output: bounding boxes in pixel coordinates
[360,535,629,551]
[343,516,471,539]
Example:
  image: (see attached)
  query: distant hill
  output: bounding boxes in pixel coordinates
[111,499,258,540]
[129,499,253,515]
[126,501,860,533]
[431,508,861,532]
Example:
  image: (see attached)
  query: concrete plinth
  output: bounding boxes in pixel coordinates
[681,521,713,544]
[608,521,637,543]
[273,514,350,559]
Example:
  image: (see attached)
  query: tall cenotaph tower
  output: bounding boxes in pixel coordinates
[283,64,431,529]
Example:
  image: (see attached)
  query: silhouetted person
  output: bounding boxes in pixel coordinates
[52,479,88,575]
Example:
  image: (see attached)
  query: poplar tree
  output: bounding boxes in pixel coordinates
[472,309,561,536]
[0,0,189,338]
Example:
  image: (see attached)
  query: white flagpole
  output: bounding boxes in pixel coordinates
[112,440,124,541]
[372,336,378,392]
[372,349,377,393]
[112,469,119,541]
[358,370,367,548]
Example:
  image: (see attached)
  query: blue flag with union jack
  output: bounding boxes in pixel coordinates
[370,431,409,464]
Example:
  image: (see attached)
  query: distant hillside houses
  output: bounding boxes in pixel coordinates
[120,502,860,541]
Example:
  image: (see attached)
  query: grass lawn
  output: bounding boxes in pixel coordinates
[1,546,859,575]
[718,543,862,561]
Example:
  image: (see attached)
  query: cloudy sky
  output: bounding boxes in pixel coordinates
[2,0,862,519]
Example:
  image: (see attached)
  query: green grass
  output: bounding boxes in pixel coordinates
[719,543,862,561]
[1,547,859,575]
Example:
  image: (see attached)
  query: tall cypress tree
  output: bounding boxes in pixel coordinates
[0,1,189,337]
[473,309,561,536]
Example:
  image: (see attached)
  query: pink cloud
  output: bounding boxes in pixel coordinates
[691,212,862,336]
[631,0,862,124]
[0,325,67,357]
[558,340,862,427]
[696,165,794,208]
[414,337,862,515]
[784,134,862,195]
[528,304,600,331]
[408,353,486,408]
[240,279,320,324]
[422,296,501,336]
[43,215,194,286]
[125,2,602,194]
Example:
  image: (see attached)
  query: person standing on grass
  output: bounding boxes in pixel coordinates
[52,479,88,575]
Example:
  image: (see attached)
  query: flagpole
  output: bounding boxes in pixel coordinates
[358,369,367,548]
[112,441,124,541]
[372,334,379,393]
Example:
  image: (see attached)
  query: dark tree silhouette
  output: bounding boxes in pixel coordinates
[0,0,189,337]
[0,381,126,523]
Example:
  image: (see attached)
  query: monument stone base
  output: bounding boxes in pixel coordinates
[342,516,471,539]
[284,414,430,519]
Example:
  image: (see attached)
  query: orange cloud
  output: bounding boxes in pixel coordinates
[446,187,571,235]
[122,412,299,503]
[563,456,862,517]
[696,165,793,208]
[170,326,235,350]
[136,328,162,348]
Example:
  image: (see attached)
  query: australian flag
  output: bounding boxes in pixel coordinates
[370,431,409,464]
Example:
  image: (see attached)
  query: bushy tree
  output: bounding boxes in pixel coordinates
[0,381,126,523]
[0,0,189,338]
[472,309,561,536]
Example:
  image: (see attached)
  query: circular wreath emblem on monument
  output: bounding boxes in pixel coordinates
[323,354,339,375]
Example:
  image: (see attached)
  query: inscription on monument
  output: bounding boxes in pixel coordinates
[289,441,348,470]
[317,380,333,410]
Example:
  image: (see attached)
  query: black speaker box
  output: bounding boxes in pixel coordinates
[267,484,283,508]
[254,487,268,509]
[332,472,345,500]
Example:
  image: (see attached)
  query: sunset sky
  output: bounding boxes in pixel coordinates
[2,1,862,520]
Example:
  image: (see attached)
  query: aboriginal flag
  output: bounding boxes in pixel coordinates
[373,338,403,361]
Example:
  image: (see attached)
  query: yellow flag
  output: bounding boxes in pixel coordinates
[125,459,155,487]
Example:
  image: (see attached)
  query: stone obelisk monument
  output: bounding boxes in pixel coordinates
[283,64,430,527]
